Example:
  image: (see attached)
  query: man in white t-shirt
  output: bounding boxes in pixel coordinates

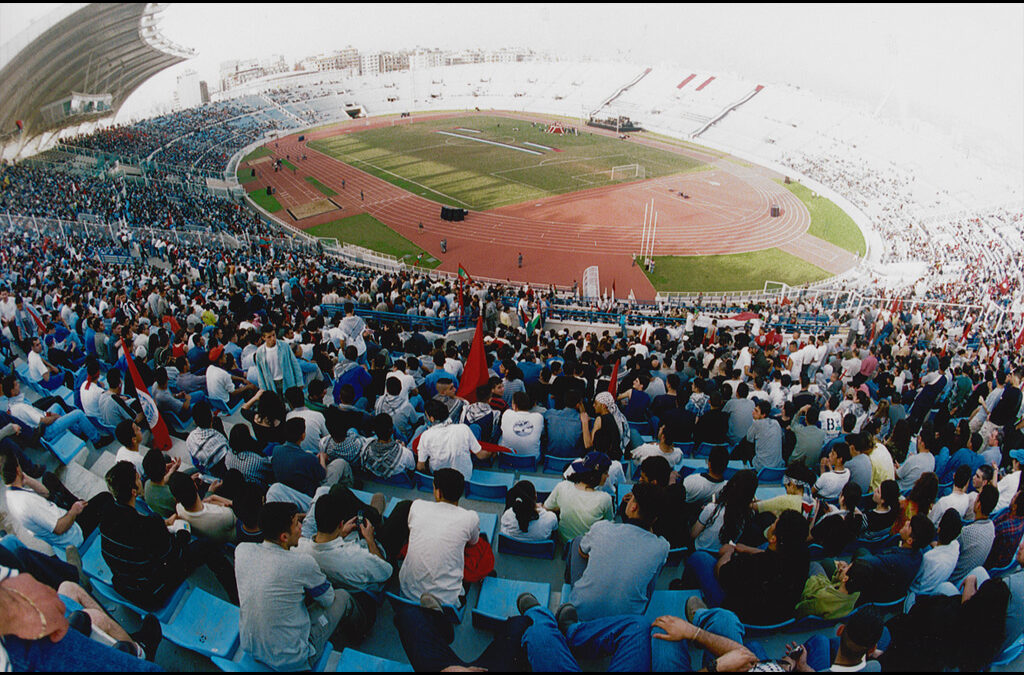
[813,442,852,500]
[79,360,106,420]
[114,420,147,478]
[416,400,493,480]
[285,385,328,454]
[399,468,480,607]
[206,348,257,405]
[385,361,417,402]
[929,464,973,525]
[27,338,64,390]
[336,303,367,358]
[498,391,544,458]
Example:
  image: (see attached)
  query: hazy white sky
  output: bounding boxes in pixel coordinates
[1,3,1022,152]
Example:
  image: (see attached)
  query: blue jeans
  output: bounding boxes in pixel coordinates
[652,607,745,671]
[522,606,652,672]
[4,622,162,672]
[44,409,102,443]
[38,372,65,391]
[682,550,726,608]
[266,482,313,511]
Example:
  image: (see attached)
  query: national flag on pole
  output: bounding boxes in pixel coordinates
[456,317,489,402]
[607,359,620,396]
[962,319,973,341]
[611,281,616,302]
[123,349,172,451]
[457,264,474,284]
[526,310,541,334]
[1015,324,1024,352]
[23,303,46,333]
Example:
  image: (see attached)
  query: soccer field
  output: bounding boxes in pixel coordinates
[307,115,705,210]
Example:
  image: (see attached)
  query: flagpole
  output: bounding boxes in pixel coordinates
[639,201,649,266]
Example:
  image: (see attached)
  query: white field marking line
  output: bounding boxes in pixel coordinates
[522,141,555,151]
[455,128,482,133]
[435,131,543,155]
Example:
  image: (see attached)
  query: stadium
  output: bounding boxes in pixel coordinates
[0,2,1022,672]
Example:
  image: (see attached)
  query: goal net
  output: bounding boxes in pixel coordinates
[610,163,645,181]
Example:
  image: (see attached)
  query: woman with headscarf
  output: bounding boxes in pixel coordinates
[360,413,414,479]
[584,391,631,461]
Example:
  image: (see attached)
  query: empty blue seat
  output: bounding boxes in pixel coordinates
[472,577,551,631]
[40,430,87,465]
[162,586,240,658]
[497,534,556,559]
[476,511,498,541]
[742,617,796,636]
[756,466,786,484]
[525,475,561,501]
[165,410,195,432]
[497,451,538,472]
[211,397,243,416]
[333,649,414,672]
[992,635,1024,667]
[543,455,578,474]
[53,385,76,407]
[674,441,694,457]
[466,470,514,502]
[413,471,434,492]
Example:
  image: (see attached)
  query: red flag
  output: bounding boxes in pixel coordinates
[607,359,620,396]
[456,317,489,402]
[123,349,172,451]
[962,319,973,341]
[23,304,46,333]
[1015,324,1024,352]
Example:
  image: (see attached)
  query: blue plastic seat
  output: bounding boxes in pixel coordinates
[665,547,688,567]
[674,441,694,457]
[989,560,1021,578]
[497,534,556,559]
[413,471,434,492]
[497,451,538,472]
[53,385,76,407]
[992,635,1024,667]
[385,591,465,624]
[162,586,240,658]
[472,577,551,631]
[40,430,87,465]
[526,475,561,501]
[165,410,195,432]
[543,455,578,474]
[756,466,786,484]
[476,511,498,541]
[211,397,243,417]
[375,471,414,488]
[211,642,333,672]
[333,649,414,672]
[742,617,796,636]
[466,470,514,502]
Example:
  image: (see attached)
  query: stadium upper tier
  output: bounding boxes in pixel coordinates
[0,3,194,150]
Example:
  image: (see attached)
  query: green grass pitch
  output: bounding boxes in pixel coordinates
[307,115,705,210]
[643,248,831,292]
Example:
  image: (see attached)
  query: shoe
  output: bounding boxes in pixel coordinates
[64,546,91,593]
[23,460,45,479]
[94,435,114,448]
[131,614,162,662]
[41,472,79,510]
[516,592,540,615]
[555,603,578,635]
[685,595,708,623]
[370,492,385,516]
[67,610,92,636]
[419,592,444,615]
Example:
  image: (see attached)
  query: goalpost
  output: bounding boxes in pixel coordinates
[610,163,645,181]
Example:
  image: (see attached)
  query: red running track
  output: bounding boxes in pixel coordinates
[242,111,815,301]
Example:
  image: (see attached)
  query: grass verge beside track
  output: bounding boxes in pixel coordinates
[307,214,441,268]
[247,189,282,213]
[781,181,866,256]
[305,176,337,196]
[643,248,830,292]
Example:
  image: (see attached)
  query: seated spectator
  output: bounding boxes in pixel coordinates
[284,386,326,454]
[949,484,998,585]
[790,404,826,469]
[152,366,200,421]
[631,423,683,467]
[617,374,651,423]
[796,559,873,619]
[543,452,615,542]
[690,469,758,552]
[842,514,934,604]
[232,483,266,545]
[865,479,900,534]
[3,377,110,448]
[632,455,690,548]
[141,449,180,518]
[582,392,630,460]
[235,502,373,670]
[167,472,236,544]
[566,482,670,620]
[986,489,1024,570]
[374,376,419,442]
[722,383,755,447]
[416,399,492,480]
[432,378,467,423]
[500,480,558,541]
[173,356,207,395]
[893,472,939,533]
[399,468,480,607]
[360,413,415,479]
[814,441,852,500]
[320,406,365,466]
[908,508,962,601]
[895,432,937,492]
[206,348,256,407]
[863,419,896,490]
[239,389,287,450]
[687,509,810,625]
[272,418,351,498]
[683,444,729,508]
[499,391,544,457]
[692,391,729,447]
[844,433,874,497]
[753,463,816,518]
[809,482,867,556]
[99,461,237,610]
[296,491,393,592]
[542,389,585,458]
[96,368,142,430]
[733,399,784,471]
[113,420,146,478]
[0,447,112,553]
[224,424,273,488]
[185,401,229,477]
[26,336,66,391]
[929,463,972,524]
[996,449,1024,513]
